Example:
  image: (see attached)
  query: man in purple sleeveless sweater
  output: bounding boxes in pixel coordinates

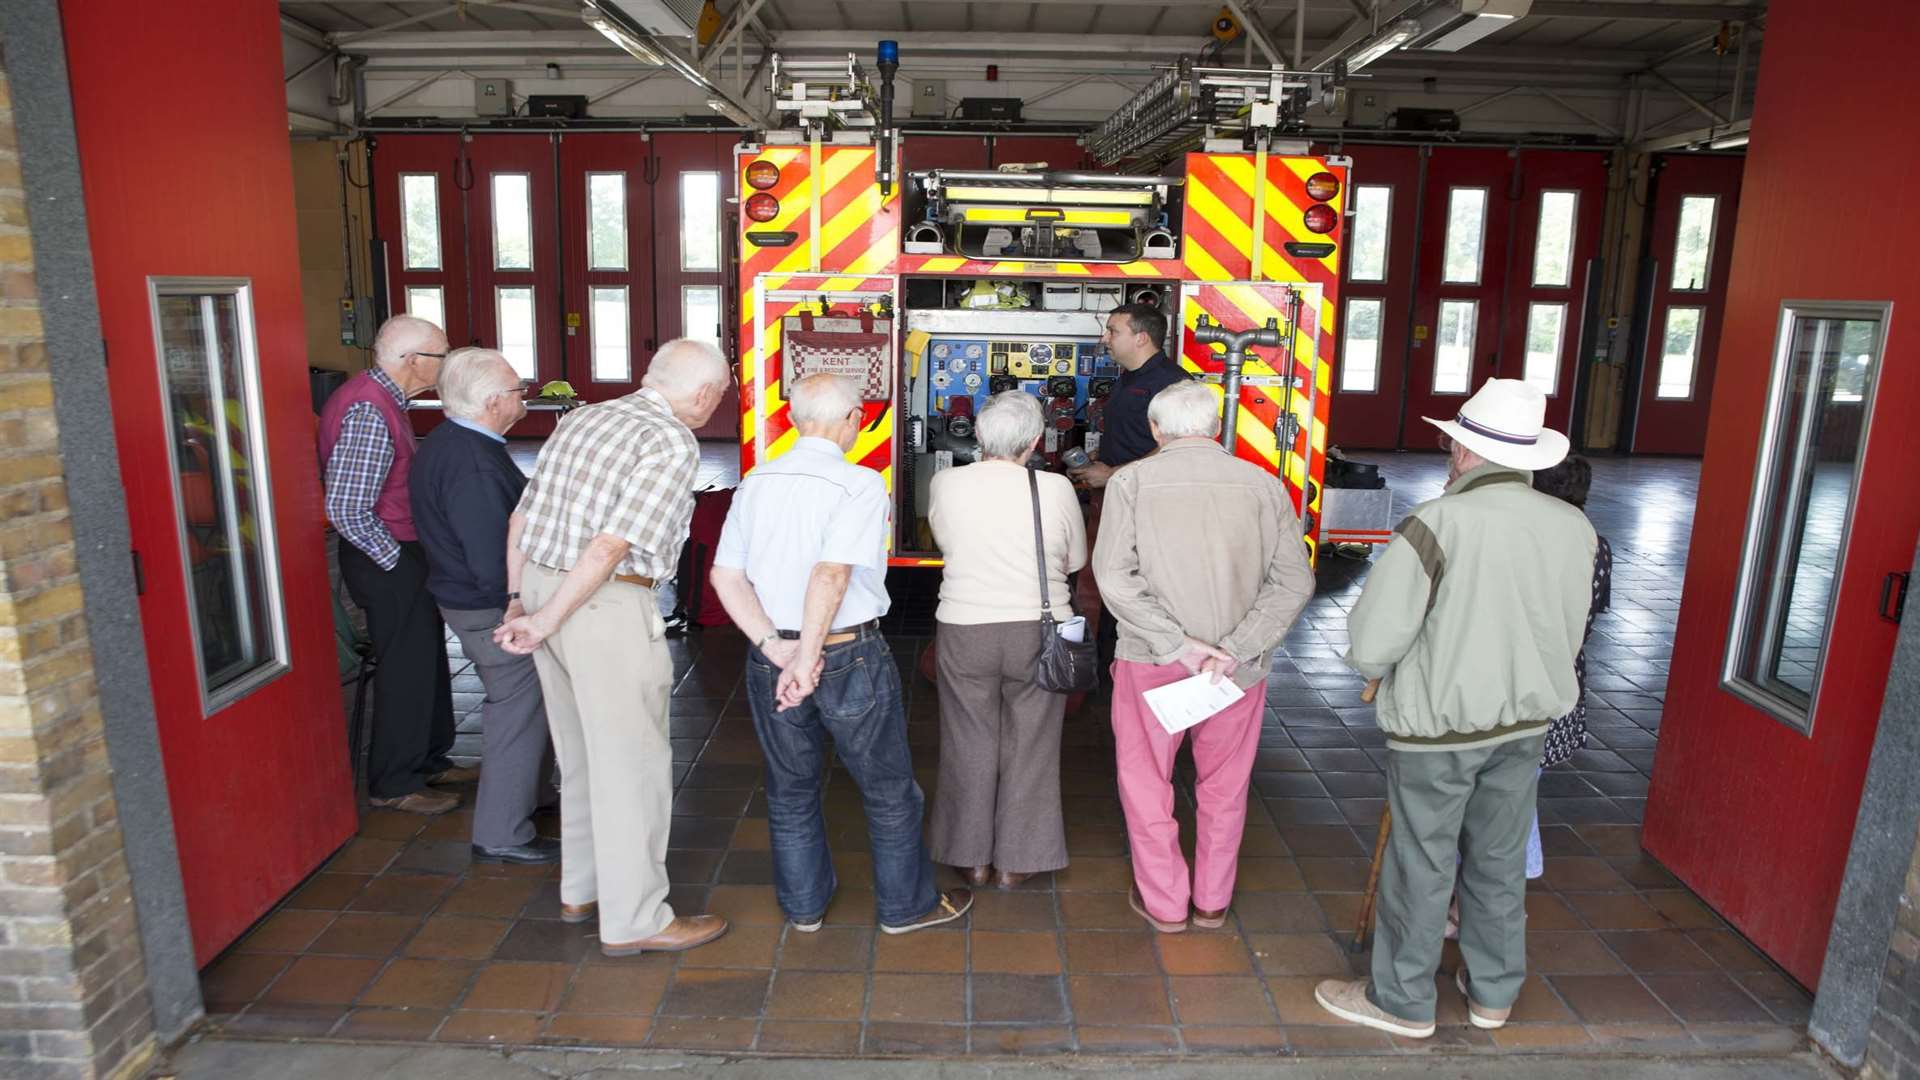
[318,315,466,815]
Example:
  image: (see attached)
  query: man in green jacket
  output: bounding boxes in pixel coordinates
[1316,379,1597,1039]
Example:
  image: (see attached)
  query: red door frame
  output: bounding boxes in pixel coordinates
[649,131,739,437]
[464,134,565,389]
[1630,153,1745,456]
[1330,146,1422,449]
[375,134,471,350]
[1492,150,1609,430]
[557,133,655,404]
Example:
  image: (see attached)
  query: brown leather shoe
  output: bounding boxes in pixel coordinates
[1129,885,1187,933]
[428,765,480,785]
[560,901,597,924]
[601,914,729,957]
[370,790,460,816]
[995,870,1031,889]
[1192,905,1229,930]
[956,865,992,887]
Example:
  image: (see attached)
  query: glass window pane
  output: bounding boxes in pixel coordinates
[492,173,532,271]
[153,285,286,707]
[1349,185,1391,283]
[590,286,630,382]
[1727,305,1888,731]
[683,285,722,346]
[1523,302,1567,397]
[401,174,441,271]
[1533,190,1578,288]
[1672,195,1717,291]
[1434,299,1477,394]
[1341,297,1383,392]
[1442,188,1487,285]
[1655,306,1705,400]
[405,286,444,330]
[681,172,721,272]
[496,286,536,379]
[588,173,628,271]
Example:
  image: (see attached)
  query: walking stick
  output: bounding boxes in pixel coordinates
[1352,678,1388,954]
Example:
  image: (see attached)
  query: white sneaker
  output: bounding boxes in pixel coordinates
[1313,978,1435,1039]
[1455,967,1512,1030]
[789,917,823,934]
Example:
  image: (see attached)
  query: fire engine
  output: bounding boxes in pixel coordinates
[734,43,1348,566]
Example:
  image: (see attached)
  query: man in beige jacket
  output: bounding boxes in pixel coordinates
[1092,381,1315,934]
[1315,378,1597,1039]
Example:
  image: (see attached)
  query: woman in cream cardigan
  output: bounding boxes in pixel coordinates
[927,391,1088,888]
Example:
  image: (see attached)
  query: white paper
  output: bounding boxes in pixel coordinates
[1057,616,1087,643]
[1142,673,1247,736]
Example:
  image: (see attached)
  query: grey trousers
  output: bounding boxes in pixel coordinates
[441,606,550,850]
[1370,733,1544,1023]
[926,620,1069,875]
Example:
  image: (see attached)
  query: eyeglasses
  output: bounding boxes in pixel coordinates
[411,350,449,360]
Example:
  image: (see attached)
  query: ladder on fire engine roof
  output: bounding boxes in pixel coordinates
[1090,57,1344,169]
[768,53,881,128]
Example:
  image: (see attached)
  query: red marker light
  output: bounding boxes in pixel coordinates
[1305,171,1341,201]
[744,192,780,222]
[745,160,781,190]
[1303,203,1338,235]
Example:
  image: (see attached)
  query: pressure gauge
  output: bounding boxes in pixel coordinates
[1027,342,1053,364]
[964,373,982,391]
[965,343,984,359]
[932,343,950,358]
[949,356,969,373]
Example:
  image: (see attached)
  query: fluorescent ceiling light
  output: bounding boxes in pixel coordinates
[1708,132,1749,150]
[583,9,665,66]
[1348,18,1421,70]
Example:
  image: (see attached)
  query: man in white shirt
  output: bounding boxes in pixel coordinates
[710,374,974,936]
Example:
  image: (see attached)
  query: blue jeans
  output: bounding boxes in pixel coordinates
[746,629,937,926]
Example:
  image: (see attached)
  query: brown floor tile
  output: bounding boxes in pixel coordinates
[359,958,479,1009]
[1075,1025,1181,1054]
[1296,858,1370,892]
[873,928,966,973]
[1156,932,1254,976]
[1489,1023,1594,1050]
[221,1004,344,1038]
[1062,930,1160,974]
[285,873,370,910]
[1738,971,1812,1025]
[347,873,457,915]
[335,1007,447,1041]
[968,891,1058,932]
[659,967,771,1017]
[700,884,787,925]
[971,1025,1075,1055]
[436,1009,544,1044]
[1234,858,1308,892]
[1526,931,1627,975]
[1168,975,1277,1026]
[328,837,404,874]
[1063,825,1129,857]
[1391,1025,1495,1052]
[1688,929,1775,973]
[437,877,541,919]
[677,923,780,968]
[1057,891,1140,930]
[869,973,967,1023]
[824,888,878,925]
[970,931,1062,975]
[1601,929,1720,973]
[1314,892,1365,932]
[1265,974,1353,1025]
[779,926,873,971]
[1282,1024,1397,1053]
[1246,933,1352,977]
[405,915,511,960]
[1507,977,1578,1024]
[306,912,422,958]
[1052,856,1132,891]
[202,953,292,1009]
[357,810,429,841]
[765,971,866,1020]
[1067,974,1174,1026]
[1573,824,1644,857]
[493,919,595,964]
[258,955,383,1006]
[1643,889,1724,930]
[1550,974,1678,1024]
[1566,891,1669,931]
[1525,892,1588,931]
[1181,1024,1289,1053]
[1235,893,1330,933]
[1540,857,1631,892]
[418,810,475,842]
[1607,856,1682,889]
[864,1020,967,1054]
[756,1020,861,1055]
[543,1014,653,1045]
[1276,826,1366,858]
[236,909,334,954]
[971,974,1067,1023]
[1641,972,1773,1023]
[464,962,575,1012]
[392,839,474,876]
[729,817,771,850]
[560,963,669,1014]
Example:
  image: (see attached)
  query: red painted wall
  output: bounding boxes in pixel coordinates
[1642,0,1920,986]
[62,0,356,963]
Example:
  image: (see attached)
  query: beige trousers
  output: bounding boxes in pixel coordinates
[521,563,675,943]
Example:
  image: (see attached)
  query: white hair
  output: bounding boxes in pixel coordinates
[788,373,862,427]
[438,347,520,421]
[1147,380,1222,439]
[372,314,444,370]
[975,390,1043,461]
[642,337,731,399]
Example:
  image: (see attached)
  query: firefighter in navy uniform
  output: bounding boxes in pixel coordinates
[1067,301,1191,680]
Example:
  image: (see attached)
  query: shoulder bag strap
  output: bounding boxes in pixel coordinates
[1028,467,1052,620]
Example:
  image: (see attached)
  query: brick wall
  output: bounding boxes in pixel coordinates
[0,50,159,1080]
[1863,839,1920,1079]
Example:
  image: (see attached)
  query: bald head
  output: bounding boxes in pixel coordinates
[372,314,448,398]
[642,338,732,428]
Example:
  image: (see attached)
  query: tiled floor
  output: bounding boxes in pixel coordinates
[209,450,1811,1057]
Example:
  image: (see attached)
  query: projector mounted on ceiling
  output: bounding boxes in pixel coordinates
[1404,0,1533,52]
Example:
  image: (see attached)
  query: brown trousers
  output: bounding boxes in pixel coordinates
[926,620,1070,874]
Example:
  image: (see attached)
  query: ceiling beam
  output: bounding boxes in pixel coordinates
[1528,2,1758,19]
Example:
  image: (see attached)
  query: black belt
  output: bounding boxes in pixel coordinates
[776,618,880,644]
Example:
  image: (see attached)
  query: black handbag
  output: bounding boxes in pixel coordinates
[1028,468,1099,694]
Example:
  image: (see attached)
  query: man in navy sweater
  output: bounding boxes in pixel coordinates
[410,348,557,864]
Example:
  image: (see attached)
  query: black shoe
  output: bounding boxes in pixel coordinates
[471,837,561,864]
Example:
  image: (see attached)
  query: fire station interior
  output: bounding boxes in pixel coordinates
[11,0,1920,1075]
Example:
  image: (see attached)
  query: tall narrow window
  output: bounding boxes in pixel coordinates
[400,174,441,270]
[1672,195,1718,291]
[1523,302,1567,396]
[405,286,444,330]
[1725,303,1890,732]
[492,174,533,270]
[149,279,289,711]
[587,172,628,271]
[681,172,721,272]
[496,286,536,379]
[1442,188,1488,285]
[683,286,723,346]
[1532,190,1578,288]
[1655,306,1706,400]
[1434,300,1477,394]
[590,286,631,382]
[1349,185,1392,283]
[1341,297,1384,393]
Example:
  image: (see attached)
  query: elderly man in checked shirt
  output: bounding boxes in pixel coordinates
[318,315,470,817]
[494,338,734,957]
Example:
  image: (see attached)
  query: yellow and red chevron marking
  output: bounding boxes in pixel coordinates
[1177,281,1330,562]
[737,145,901,278]
[896,254,1187,279]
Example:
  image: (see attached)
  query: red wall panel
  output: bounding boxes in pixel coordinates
[61,0,356,963]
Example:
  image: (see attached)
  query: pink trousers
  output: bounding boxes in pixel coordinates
[1110,659,1267,922]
